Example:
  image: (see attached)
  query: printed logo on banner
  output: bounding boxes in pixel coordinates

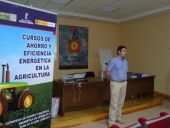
[0,11,17,22]
[25,12,29,20]
[35,19,56,28]
[19,12,33,25]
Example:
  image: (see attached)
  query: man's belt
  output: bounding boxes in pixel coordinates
[111,80,127,82]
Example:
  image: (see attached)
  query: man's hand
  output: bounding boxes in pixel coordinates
[105,69,110,80]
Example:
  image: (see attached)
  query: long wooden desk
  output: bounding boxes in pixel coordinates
[53,76,154,116]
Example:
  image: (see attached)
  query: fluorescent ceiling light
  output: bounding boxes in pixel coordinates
[50,0,73,5]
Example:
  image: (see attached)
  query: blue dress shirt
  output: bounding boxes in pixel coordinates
[107,55,128,81]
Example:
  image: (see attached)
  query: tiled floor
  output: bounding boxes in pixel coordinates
[72,100,170,128]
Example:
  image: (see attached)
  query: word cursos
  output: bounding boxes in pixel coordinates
[22,34,50,42]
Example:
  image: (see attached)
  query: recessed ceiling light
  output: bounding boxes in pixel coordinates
[50,0,73,5]
[101,6,121,13]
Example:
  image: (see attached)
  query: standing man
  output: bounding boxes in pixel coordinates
[106,46,128,128]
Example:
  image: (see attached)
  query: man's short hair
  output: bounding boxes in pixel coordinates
[117,45,127,55]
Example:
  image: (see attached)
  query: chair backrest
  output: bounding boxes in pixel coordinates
[111,125,120,128]
[144,115,170,128]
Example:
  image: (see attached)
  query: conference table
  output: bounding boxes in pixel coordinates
[53,75,155,116]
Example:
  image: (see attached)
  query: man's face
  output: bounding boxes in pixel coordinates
[118,48,127,57]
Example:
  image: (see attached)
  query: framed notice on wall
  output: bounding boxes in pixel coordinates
[59,25,88,69]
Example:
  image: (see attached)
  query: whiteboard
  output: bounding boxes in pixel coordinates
[99,49,112,71]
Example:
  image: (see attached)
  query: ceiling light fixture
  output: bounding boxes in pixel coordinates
[50,0,73,5]
[101,6,121,13]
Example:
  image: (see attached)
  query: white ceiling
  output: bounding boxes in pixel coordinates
[6,0,170,23]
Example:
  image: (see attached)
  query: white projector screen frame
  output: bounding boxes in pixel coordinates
[99,49,112,71]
